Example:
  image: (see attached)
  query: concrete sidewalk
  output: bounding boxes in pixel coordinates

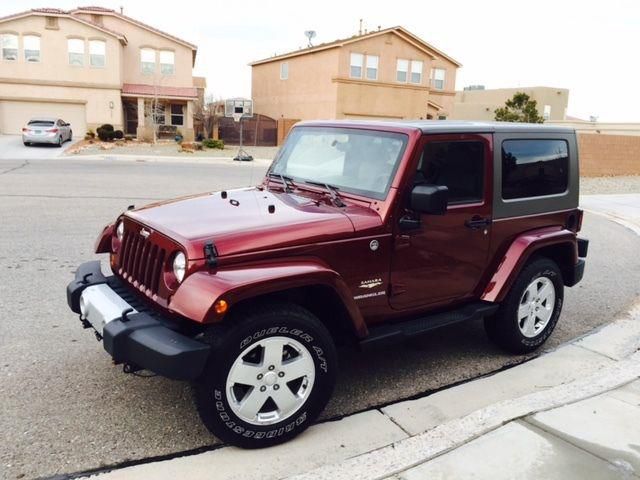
[78,193,640,480]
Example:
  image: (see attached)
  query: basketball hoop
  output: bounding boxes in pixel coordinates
[232,112,242,123]
[224,98,254,161]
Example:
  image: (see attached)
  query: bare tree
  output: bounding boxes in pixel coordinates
[193,94,224,139]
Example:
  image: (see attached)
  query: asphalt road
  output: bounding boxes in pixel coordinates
[1,156,639,480]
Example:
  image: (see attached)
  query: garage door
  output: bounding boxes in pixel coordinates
[0,100,86,135]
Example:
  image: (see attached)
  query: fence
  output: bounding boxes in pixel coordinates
[578,133,640,177]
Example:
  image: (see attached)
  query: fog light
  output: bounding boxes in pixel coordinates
[79,296,87,316]
[214,299,228,315]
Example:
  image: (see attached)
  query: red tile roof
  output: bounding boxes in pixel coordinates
[31,8,67,14]
[122,83,198,99]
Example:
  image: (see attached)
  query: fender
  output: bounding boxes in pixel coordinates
[169,259,368,337]
[94,222,115,254]
[481,226,578,303]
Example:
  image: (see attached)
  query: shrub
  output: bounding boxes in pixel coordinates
[203,138,224,149]
[85,129,96,139]
[114,130,124,139]
[96,124,115,142]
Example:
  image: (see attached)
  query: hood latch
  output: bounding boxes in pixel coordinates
[204,241,219,268]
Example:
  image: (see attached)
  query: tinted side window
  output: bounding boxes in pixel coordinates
[502,139,568,200]
[418,141,485,204]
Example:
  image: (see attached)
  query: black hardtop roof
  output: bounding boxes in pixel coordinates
[297,119,575,135]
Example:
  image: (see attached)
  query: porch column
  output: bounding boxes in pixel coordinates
[137,97,145,127]
[184,100,195,141]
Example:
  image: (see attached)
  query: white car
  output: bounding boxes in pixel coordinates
[22,117,72,147]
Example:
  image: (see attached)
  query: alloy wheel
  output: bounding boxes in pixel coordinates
[225,336,315,426]
[517,276,556,338]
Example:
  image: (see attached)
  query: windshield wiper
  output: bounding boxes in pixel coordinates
[267,172,294,193]
[305,180,346,207]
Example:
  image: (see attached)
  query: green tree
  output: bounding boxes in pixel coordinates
[494,92,544,123]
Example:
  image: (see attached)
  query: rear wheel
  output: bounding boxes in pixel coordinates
[194,303,338,448]
[56,135,62,147]
[484,257,563,354]
[23,141,30,146]
[68,130,73,142]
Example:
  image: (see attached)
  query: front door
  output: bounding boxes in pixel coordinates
[390,133,493,310]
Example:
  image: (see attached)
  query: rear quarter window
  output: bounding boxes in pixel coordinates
[501,139,569,200]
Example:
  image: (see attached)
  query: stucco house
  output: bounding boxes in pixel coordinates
[0,6,205,140]
[250,26,461,122]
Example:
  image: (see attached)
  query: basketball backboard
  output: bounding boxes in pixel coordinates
[225,98,253,119]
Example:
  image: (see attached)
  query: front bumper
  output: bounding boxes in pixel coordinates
[67,261,210,380]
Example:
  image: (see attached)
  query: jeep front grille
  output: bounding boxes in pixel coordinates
[118,229,166,295]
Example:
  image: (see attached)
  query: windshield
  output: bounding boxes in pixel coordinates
[28,120,54,127]
[270,127,408,200]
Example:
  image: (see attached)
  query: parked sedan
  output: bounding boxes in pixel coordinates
[22,117,73,147]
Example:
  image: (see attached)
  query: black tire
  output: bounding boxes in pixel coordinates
[484,257,564,354]
[194,302,338,448]
[23,141,30,146]
[68,130,73,142]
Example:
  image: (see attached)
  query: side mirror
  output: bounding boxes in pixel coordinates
[410,184,449,215]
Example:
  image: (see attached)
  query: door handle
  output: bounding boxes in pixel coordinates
[465,216,491,229]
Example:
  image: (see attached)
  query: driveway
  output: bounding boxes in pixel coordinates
[0,133,78,160]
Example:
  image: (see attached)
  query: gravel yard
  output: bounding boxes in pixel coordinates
[581,175,640,195]
[67,139,281,161]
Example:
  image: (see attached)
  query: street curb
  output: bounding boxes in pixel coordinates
[61,153,273,167]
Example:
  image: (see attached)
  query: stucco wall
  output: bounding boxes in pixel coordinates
[252,48,340,120]
[452,87,569,121]
[75,12,195,88]
[0,82,122,131]
[0,15,122,86]
[578,133,640,177]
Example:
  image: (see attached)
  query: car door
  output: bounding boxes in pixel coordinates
[389,133,493,310]
[59,119,69,140]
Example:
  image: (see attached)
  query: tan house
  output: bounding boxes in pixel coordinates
[452,86,569,122]
[250,26,461,122]
[0,6,204,140]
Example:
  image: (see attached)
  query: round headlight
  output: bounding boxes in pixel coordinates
[116,221,124,241]
[173,252,186,283]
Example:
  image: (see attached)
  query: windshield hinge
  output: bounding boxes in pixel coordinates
[204,241,218,268]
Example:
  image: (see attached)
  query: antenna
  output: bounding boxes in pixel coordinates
[304,30,316,47]
[359,19,363,35]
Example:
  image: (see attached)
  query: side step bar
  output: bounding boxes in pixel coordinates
[360,301,499,350]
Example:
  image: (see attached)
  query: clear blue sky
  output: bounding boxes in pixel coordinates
[2,0,639,121]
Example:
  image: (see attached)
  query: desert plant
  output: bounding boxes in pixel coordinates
[96,124,115,141]
[85,129,96,139]
[203,138,224,149]
[114,130,124,140]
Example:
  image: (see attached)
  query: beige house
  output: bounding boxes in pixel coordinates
[0,6,204,140]
[452,86,569,122]
[251,26,461,122]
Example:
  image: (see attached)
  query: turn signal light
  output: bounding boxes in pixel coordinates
[213,299,228,315]
[46,128,59,133]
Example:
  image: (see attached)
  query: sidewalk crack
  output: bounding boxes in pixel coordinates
[380,409,412,437]
[0,159,29,175]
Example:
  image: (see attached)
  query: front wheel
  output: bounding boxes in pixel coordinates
[194,303,338,448]
[484,257,564,354]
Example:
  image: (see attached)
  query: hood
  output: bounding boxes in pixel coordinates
[126,188,379,259]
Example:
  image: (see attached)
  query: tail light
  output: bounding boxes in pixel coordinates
[22,127,29,132]
[46,128,59,133]
[576,209,584,232]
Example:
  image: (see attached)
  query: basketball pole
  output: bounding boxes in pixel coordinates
[233,116,253,162]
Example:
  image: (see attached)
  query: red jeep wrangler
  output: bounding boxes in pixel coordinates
[67,121,588,448]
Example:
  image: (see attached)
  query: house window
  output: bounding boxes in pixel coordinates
[68,38,84,66]
[160,50,174,75]
[396,59,409,82]
[89,40,106,67]
[1,34,18,61]
[140,48,156,74]
[410,60,423,84]
[280,62,288,80]
[366,55,378,80]
[23,35,40,62]
[147,101,165,124]
[171,104,184,125]
[430,68,446,90]
[350,53,363,78]
[543,104,551,121]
